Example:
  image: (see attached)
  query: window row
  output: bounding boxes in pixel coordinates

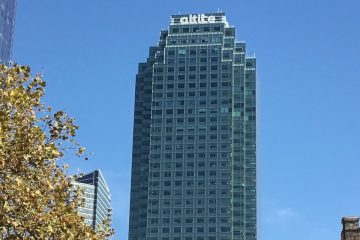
[148,208,232,215]
[151,132,231,140]
[165,57,221,64]
[149,188,231,196]
[151,125,230,133]
[149,217,231,224]
[153,73,233,81]
[149,226,231,234]
[154,146,230,152]
[150,179,232,188]
[151,125,231,134]
[149,180,231,187]
[151,152,230,159]
[154,81,232,89]
[168,36,222,45]
[152,99,234,106]
[150,163,233,171]
[152,108,232,116]
[171,26,222,34]
[148,236,232,240]
[153,92,233,99]
[150,160,231,168]
[151,117,233,125]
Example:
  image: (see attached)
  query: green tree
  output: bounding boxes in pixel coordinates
[0,64,113,239]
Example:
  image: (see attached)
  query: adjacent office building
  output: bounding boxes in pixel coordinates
[0,0,17,64]
[341,217,360,240]
[129,13,257,240]
[73,170,112,231]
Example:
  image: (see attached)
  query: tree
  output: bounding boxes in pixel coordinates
[0,64,113,239]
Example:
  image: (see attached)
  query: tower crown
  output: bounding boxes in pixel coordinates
[342,217,360,230]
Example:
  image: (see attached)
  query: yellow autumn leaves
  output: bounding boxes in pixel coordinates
[0,64,113,239]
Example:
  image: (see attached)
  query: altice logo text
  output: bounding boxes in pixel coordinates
[180,14,216,24]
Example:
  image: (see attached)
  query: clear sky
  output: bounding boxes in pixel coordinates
[14,1,360,239]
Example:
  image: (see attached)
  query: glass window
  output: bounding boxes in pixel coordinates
[178,49,186,55]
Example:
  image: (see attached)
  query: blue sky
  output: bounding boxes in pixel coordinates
[14,1,360,239]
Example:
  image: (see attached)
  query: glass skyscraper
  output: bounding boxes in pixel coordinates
[0,0,16,64]
[73,170,112,231]
[129,13,257,240]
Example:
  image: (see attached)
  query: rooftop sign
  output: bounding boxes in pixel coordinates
[180,14,216,24]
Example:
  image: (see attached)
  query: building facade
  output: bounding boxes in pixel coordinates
[129,13,257,240]
[341,217,360,240]
[0,0,16,64]
[73,170,111,231]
